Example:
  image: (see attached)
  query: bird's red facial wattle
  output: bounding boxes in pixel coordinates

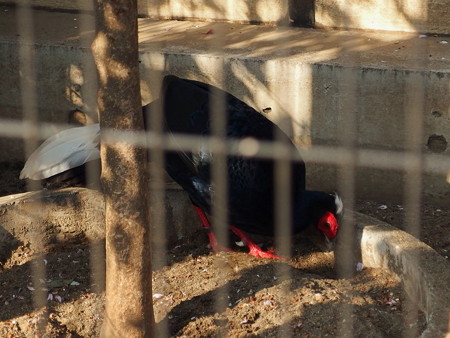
[317,211,339,239]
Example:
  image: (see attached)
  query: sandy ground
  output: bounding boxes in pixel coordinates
[1,161,448,337]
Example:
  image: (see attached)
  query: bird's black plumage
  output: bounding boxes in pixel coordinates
[144,75,338,237]
[21,75,342,253]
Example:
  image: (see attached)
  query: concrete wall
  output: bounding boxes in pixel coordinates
[145,0,291,25]
[315,0,450,34]
[1,0,449,33]
[0,9,449,205]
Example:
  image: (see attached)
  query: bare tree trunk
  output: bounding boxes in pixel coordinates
[91,1,154,336]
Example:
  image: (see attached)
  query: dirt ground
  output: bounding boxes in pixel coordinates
[0,161,448,337]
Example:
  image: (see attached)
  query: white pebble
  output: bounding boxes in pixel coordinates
[356,262,364,271]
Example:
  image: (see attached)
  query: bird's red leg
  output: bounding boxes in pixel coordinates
[229,226,283,260]
[193,206,233,253]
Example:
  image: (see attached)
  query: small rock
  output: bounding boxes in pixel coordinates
[314,293,325,302]
[356,262,364,271]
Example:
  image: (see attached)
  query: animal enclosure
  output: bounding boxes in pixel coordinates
[0,1,449,337]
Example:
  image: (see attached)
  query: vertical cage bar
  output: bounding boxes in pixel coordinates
[274,128,293,337]
[208,25,229,335]
[336,62,358,337]
[268,2,294,332]
[17,0,48,331]
[402,65,425,338]
[147,72,170,337]
[79,0,105,296]
[401,11,427,337]
[267,62,294,337]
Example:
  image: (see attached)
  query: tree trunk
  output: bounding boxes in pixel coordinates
[91,0,154,336]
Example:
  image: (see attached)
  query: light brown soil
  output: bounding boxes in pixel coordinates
[1,161,448,337]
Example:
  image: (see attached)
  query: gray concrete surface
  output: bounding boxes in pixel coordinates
[0,187,449,336]
[357,212,450,338]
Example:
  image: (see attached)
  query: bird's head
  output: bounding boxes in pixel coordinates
[303,192,343,252]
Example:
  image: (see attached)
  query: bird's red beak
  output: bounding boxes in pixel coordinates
[317,211,339,239]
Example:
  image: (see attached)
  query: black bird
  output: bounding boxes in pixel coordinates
[21,75,343,259]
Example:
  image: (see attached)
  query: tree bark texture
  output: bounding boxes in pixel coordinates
[91,0,154,336]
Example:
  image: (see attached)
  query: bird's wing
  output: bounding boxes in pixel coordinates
[20,124,100,180]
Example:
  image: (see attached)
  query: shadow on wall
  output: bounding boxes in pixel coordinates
[145,0,449,33]
[146,0,314,26]
[315,0,448,34]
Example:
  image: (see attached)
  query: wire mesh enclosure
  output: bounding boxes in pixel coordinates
[0,1,449,337]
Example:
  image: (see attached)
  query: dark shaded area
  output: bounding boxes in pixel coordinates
[426,134,448,153]
[0,240,105,322]
[0,227,22,266]
[289,0,314,27]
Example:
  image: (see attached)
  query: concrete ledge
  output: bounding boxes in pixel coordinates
[356,212,450,338]
[0,188,198,264]
[0,188,449,336]
[0,189,105,259]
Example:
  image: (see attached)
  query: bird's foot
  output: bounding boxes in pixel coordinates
[230,226,283,260]
[207,231,234,253]
[193,207,282,259]
[247,243,284,260]
[192,206,234,253]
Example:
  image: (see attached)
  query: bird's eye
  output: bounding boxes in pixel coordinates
[318,220,330,233]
